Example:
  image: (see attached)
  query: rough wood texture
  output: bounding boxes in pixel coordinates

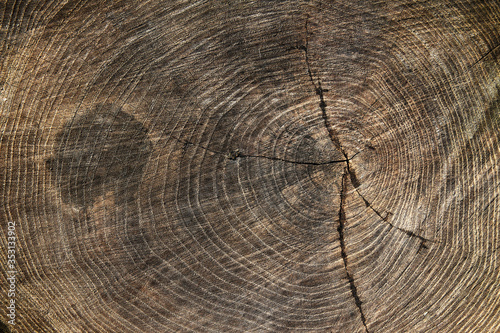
[1,1,499,332]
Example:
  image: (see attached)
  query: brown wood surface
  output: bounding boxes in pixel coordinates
[1,1,499,332]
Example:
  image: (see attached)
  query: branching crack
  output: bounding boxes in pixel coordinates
[300,19,439,331]
[301,20,432,243]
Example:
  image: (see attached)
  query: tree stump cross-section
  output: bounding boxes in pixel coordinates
[0,1,499,332]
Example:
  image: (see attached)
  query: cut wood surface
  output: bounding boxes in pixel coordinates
[1,1,499,332]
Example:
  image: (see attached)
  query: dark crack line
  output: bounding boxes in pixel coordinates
[338,169,370,333]
[302,21,317,91]
[169,135,347,166]
[346,156,434,244]
[470,42,500,68]
[354,185,435,245]
[302,21,343,154]
[239,153,348,165]
[301,20,439,331]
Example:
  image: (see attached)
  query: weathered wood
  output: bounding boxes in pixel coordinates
[1,1,499,332]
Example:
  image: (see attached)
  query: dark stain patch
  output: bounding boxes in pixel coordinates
[46,104,152,207]
[0,320,10,333]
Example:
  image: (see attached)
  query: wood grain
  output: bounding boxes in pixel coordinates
[1,1,499,332]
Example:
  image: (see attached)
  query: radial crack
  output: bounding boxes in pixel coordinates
[346,151,434,244]
[338,169,370,333]
[470,42,500,68]
[302,21,344,154]
[239,152,348,165]
[354,185,435,245]
[170,136,347,166]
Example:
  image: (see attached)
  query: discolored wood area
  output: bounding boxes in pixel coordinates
[1,1,499,332]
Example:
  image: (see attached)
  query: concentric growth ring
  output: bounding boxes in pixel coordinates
[0,1,499,332]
